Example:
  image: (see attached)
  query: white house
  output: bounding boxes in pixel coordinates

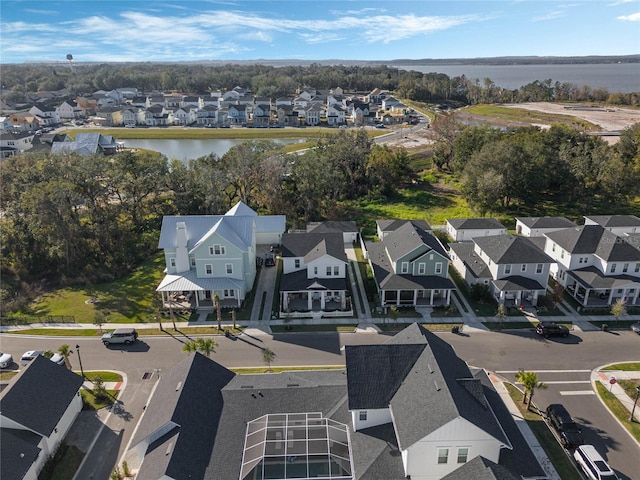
[449,235,552,307]
[55,101,84,120]
[544,224,640,307]
[515,216,576,237]
[446,218,507,242]
[172,106,198,125]
[0,356,83,480]
[0,131,34,158]
[584,215,640,236]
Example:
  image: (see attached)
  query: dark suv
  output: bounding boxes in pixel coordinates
[546,404,584,448]
[536,322,569,338]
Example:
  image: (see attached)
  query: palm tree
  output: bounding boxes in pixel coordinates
[214,293,222,331]
[182,338,218,357]
[262,347,276,372]
[58,344,74,370]
[515,369,547,411]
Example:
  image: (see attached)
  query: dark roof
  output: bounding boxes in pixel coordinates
[132,353,236,480]
[0,356,83,437]
[448,242,491,279]
[377,219,431,234]
[1,429,42,480]
[441,455,519,480]
[381,221,447,261]
[306,221,358,234]
[546,225,640,261]
[349,423,405,480]
[447,218,505,230]
[516,216,576,230]
[585,214,640,227]
[280,232,347,263]
[492,276,545,291]
[568,267,640,289]
[473,235,551,264]
[279,268,347,292]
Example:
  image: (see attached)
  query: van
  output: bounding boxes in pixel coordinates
[101,328,139,346]
[20,350,44,366]
[573,445,619,480]
[546,403,583,448]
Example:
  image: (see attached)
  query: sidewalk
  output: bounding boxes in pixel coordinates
[592,369,640,426]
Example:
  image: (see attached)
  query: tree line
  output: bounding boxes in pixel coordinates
[2,63,638,107]
[0,130,408,310]
[432,120,640,216]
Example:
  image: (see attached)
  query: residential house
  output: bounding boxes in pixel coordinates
[251,104,271,127]
[446,218,507,242]
[0,116,12,132]
[307,221,359,243]
[125,323,545,480]
[0,356,83,480]
[325,104,345,126]
[275,96,293,107]
[28,104,60,126]
[515,216,577,237]
[182,95,202,108]
[156,202,285,310]
[0,131,34,158]
[51,133,121,156]
[544,224,640,306]
[365,221,455,308]
[303,104,323,126]
[279,232,352,317]
[9,112,39,132]
[172,105,197,126]
[74,96,98,114]
[227,104,248,125]
[142,105,172,126]
[376,219,431,241]
[584,215,640,236]
[276,104,299,127]
[119,107,138,127]
[55,101,84,120]
[449,235,552,307]
[196,105,219,126]
[366,87,391,105]
[96,106,122,126]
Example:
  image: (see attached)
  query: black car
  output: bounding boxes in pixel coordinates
[546,404,584,449]
[536,321,569,338]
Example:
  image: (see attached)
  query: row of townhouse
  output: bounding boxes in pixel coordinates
[2,85,417,132]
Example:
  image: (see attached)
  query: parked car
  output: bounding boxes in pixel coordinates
[630,322,640,334]
[102,328,139,346]
[265,256,276,267]
[546,403,584,448]
[573,445,619,480]
[49,353,65,366]
[536,322,569,338]
[20,350,44,366]
[0,352,13,369]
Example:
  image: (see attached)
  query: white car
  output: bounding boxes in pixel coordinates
[49,353,65,366]
[0,352,13,369]
[20,350,44,366]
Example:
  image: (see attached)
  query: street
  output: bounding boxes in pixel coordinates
[1,326,639,479]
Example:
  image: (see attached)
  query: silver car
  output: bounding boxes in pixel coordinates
[0,352,13,369]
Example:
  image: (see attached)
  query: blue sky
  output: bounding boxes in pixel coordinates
[1,0,638,63]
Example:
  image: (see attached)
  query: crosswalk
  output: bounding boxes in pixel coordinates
[496,369,595,396]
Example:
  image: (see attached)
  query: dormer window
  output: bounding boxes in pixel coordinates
[359,411,367,421]
[504,264,511,274]
[610,263,616,273]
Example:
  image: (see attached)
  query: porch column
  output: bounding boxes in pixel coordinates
[632,287,639,305]
[308,293,312,310]
[195,293,200,308]
[430,289,434,305]
[396,290,400,306]
[321,293,326,309]
[446,289,451,305]
[583,289,589,307]
[413,290,417,306]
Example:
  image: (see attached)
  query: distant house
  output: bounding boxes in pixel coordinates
[365,221,455,308]
[325,104,345,126]
[0,131,34,158]
[446,218,507,242]
[8,112,39,132]
[583,215,640,236]
[156,202,285,311]
[0,356,83,480]
[376,219,431,242]
[125,324,545,480]
[449,235,552,307]
[276,104,299,126]
[28,104,60,126]
[51,133,121,156]
[544,224,640,307]
[515,216,576,237]
[172,105,197,125]
[307,221,359,243]
[227,104,247,125]
[251,104,271,127]
[279,232,352,317]
[55,101,84,120]
[196,105,219,126]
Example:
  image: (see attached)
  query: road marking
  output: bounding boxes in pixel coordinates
[560,390,595,396]
[496,370,591,374]
[516,380,591,385]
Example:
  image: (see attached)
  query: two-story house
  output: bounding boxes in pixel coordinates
[584,214,640,236]
[544,224,640,306]
[196,105,219,126]
[156,202,285,311]
[515,216,576,237]
[227,104,248,125]
[446,218,507,242]
[365,221,455,308]
[0,131,34,158]
[172,105,197,126]
[449,235,552,307]
[279,232,352,317]
[28,104,60,126]
[251,104,271,127]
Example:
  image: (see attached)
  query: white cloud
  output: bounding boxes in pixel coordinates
[618,12,640,21]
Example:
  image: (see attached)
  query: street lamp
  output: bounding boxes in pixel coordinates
[631,385,640,423]
[75,344,85,380]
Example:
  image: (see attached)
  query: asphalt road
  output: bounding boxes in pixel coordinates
[1,327,638,479]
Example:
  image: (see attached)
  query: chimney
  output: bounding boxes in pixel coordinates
[174,222,190,273]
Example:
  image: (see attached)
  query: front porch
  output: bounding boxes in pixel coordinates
[566,269,640,307]
[160,290,242,312]
[281,291,353,318]
[380,288,451,307]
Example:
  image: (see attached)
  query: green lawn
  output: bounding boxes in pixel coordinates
[595,382,640,442]
[376,322,463,332]
[81,388,120,410]
[83,371,123,382]
[38,443,84,480]
[270,324,357,333]
[602,363,640,371]
[465,105,597,130]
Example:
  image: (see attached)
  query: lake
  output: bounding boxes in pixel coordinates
[119,138,304,161]
[393,63,639,93]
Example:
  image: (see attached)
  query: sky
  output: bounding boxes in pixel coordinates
[0,0,639,64]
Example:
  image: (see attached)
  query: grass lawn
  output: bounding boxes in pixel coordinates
[619,379,640,401]
[465,105,597,130]
[0,371,18,381]
[81,388,119,410]
[504,383,582,480]
[589,320,638,330]
[483,321,537,330]
[38,443,84,480]
[595,382,640,442]
[83,371,123,382]
[602,363,640,371]
[270,324,357,333]
[3,326,244,337]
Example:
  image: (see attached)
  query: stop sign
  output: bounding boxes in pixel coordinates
[610,377,617,385]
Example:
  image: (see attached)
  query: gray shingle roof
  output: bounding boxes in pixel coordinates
[516,216,576,229]
[306,221,358,234]
[349,423,405,480]
[585,214,640,227]
[281,232,347,263]
[492,276,545,291]
[1,429,42,480]
[383,221,447,261]
[158,215,254,250]
[473,235,552,264]
[376,219,431,234]
[546,225,640,261]
[279,268,347,292]
[448,242,491,279]
[447,218,505,230]
[568,267,640,289]
[0,355,83,437]
[441,456,519,480]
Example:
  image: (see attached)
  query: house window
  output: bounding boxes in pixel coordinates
[327,266,332,276]
[359,411,367,421]
[209,244,225,255]
[437,448,449,464]
[313,266,318,275]
[429,254,434,260]
[521,264,527,272]
[205,264,213,275]
[190,257,196,267]
[560,250,564,259]
[333,266,339,276]
[504,264,511,274]
[636,263,640,273]
[401,262,409,274]
[295,259,301,269]
[418,263,426,275]
[552,243,556,252]
[536,264,543,274]
[610,263,616,273]
[224,289,235,297]
[170,258,176,267]
[435,263,443,274]
[226,264,233,274]
[623,263,629,273]
[457,447,469,464]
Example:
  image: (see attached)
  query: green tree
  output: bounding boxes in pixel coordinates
[182,338,218,357]
[496,305,507,329]
[262,347,276,372]
[93,375,108,401]
[58,344,74,370]
[94,309,108,334]
[515,370,547,410]
[610,298,627,319]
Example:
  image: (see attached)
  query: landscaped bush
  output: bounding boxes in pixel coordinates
[469,283,491,301]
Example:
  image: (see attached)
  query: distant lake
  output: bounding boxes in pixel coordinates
[119,138,303,161]
[393,63,639,93]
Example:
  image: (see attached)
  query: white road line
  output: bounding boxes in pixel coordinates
[560,390,595,396]
[496,370,591,374]
[516,380,591,385]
